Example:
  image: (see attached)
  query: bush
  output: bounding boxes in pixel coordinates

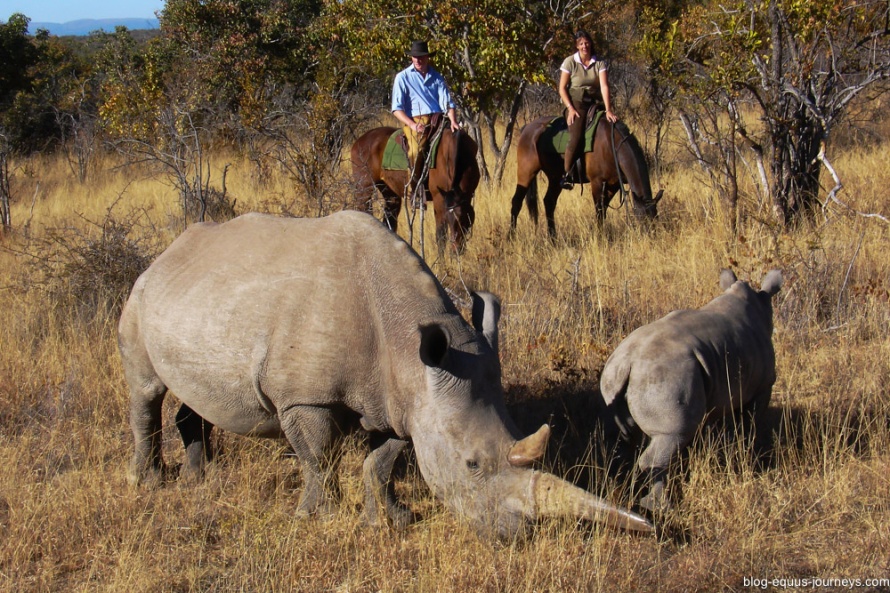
[14,201,162,323]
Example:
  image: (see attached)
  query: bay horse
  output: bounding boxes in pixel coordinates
[510,115,662,239]
[351,125,480,253]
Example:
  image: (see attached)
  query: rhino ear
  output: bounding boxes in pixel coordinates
[419,323,450,368]
[719,268,738,291]
[471,291,501,354]
[761,269,783,297]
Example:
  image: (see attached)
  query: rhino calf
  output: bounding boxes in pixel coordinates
[600,269,783,512]
[118,211,652,539]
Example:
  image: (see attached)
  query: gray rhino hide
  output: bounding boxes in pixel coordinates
[600,269,782,510]
[119,210,654,538]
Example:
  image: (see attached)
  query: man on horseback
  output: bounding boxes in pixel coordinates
[391,40,460,198]
[557,30,618,190]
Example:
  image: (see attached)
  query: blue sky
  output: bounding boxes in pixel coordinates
[1,0,164,22]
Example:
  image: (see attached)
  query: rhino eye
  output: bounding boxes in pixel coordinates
[466,460,479,471]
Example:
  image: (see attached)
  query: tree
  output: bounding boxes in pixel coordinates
[0,14,37,107]
[98,27,235,226]
[641,0,890,226]
[98,1,329,223]
[160,0,321,127]
[33,31,100,183]
[0,13,40,232]
[0,130,10,232]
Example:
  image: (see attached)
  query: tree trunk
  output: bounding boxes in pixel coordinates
[790,104,825,220]
[487,81,526,184]
[0,149,11,233]
[769,96,826,226]
[767,0,793,226]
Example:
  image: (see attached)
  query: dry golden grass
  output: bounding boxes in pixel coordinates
[1,128,888,592]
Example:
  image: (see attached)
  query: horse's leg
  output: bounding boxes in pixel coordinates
[588,178,607,226]
[377,181,402,233]
[596,183,620,227]
[510,183,529,232]
[541,175,563,240]
[510,145,542,233]
[431,188,450,254]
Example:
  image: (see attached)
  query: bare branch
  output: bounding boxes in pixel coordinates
[817,142,889,224]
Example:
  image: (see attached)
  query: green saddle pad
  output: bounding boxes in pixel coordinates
[382,130,445,171]
[539,110,605,155]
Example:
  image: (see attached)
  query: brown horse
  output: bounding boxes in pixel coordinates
[351,125,480,253]
[510,115,662,238]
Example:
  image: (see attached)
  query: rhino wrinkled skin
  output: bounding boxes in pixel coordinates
[118,211,652,538]
[600,269,783,511]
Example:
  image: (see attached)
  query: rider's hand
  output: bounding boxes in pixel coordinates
[566,109,579,125]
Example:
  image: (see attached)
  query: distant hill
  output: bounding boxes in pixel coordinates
[29,18,160,36]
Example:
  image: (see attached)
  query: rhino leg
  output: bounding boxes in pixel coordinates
[175,403,214,481]
[126,377,168,487]
[742,388,775,463]
[636,433,689,513]
[362,436,415,530]
[279,405,344,518]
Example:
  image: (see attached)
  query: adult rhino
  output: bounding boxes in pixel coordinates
[600,269,783,512]
[118,211,652,539]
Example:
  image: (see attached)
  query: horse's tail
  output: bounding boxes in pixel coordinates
[525,175,539,223]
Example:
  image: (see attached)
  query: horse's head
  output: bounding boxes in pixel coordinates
[438,186,476,253]
[434,129,481,253]
[633,188,662,222]
[612,122,661,224]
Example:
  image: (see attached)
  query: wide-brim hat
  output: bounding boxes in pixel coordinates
[408,40,434,57]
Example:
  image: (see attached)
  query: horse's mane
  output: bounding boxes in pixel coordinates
[448,130,477,190]
[430,127,457,190]
[611,120,653,197]
[615,121,644,161]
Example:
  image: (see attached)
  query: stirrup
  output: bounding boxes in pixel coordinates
[560,174,574,190]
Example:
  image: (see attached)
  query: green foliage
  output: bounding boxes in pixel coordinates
[96,27,164,140]
[314,0,563,117]
[0,14,37,108]
[0,14,66,152]
[160,0,321,126]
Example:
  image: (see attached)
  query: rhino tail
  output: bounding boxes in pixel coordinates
[599,353,630,406]
[600,355,635,441]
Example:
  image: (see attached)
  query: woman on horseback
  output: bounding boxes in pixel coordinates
[557,30,618,190]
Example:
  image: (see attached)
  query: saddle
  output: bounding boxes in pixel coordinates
[382,113,446,172]
[540,107,604,155]
[539,107,605,183]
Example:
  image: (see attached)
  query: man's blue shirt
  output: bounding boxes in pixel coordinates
[391,65,455,117]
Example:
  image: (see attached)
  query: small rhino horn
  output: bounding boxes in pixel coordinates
[508,424,550,467]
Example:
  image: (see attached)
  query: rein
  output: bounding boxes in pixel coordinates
[447,129,464,212]
[608,121,632,214]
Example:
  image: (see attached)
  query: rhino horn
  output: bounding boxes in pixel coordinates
[508,424,550,467]
[532,472,655,533]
